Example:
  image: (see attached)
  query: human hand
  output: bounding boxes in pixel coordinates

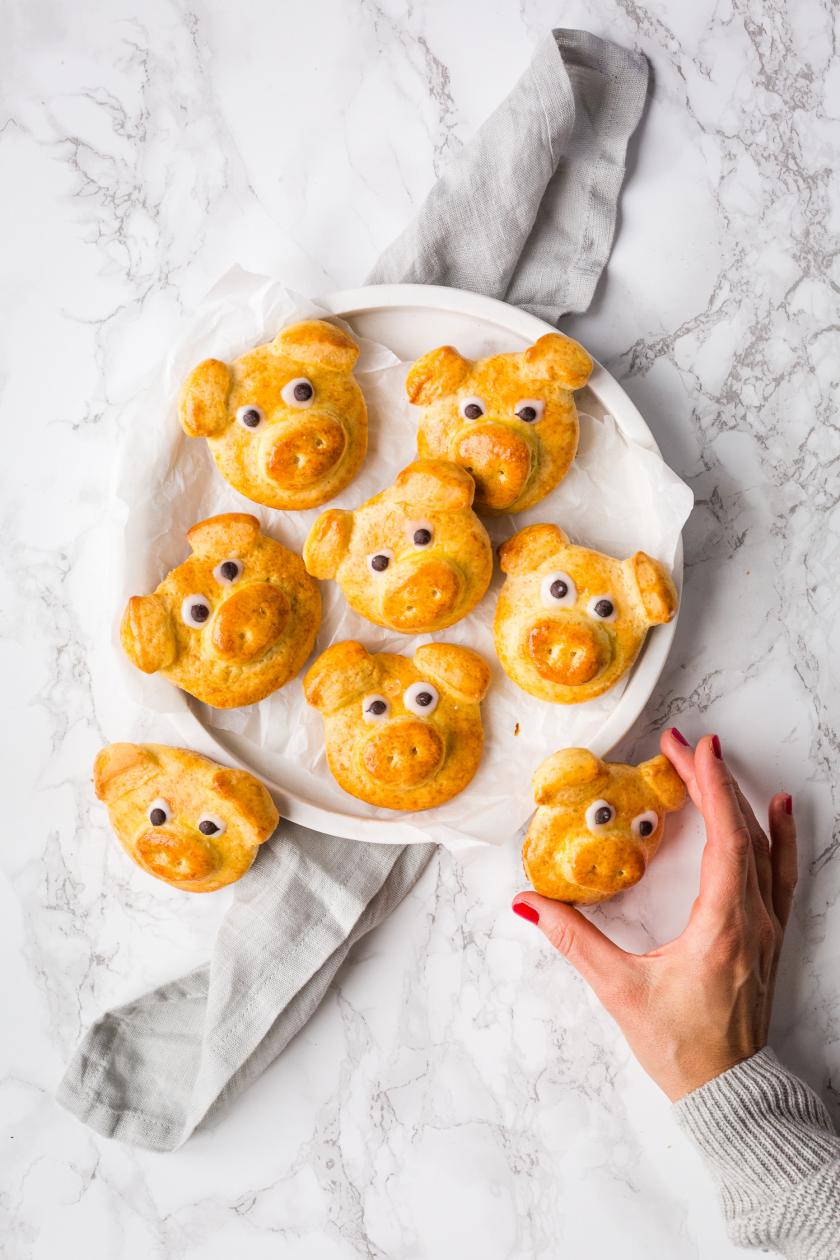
[512,732,797,1101]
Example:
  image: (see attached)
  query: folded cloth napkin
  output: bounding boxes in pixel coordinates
[369,29,649,321]
[58,27,648,1151]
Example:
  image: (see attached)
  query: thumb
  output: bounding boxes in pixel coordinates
[512,893,632,1002]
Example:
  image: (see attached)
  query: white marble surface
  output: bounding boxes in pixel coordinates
[2,1,839,1256]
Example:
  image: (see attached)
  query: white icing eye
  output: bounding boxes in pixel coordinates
[407,521,434,548]
[148,798,171,826]
[197,813,226,837]
[281,377,315,408]
[632,810,658,839]
[367,549,393,574]
[363,695,390,723]
[181,594,211,627]
[213,559,242,585]
[587,595,617,622]
[585,799,615,832]
[540,571,577,608]
[514,399,545,423]
[236,405,263,430]
[459,396,486,420]
[404,681,439,715]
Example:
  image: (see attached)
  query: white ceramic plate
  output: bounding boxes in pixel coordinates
[172,284,683,847]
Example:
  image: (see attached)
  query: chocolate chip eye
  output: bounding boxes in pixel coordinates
[197,813,226,837]
[181,594,211,626]
[236,405,263,429]
[281,377,315,408]
[459,396,486,421]
[540,570,577,609]
[587,595,617,621]
[585,799,615,831]
[514,399,545,423]
[213,558,242,585]
[632,811,658,839]
[367,550,393,574]
[363,695,390,723]
[404,681,439,716]
[148,798,171,826]
[406,520,434,548]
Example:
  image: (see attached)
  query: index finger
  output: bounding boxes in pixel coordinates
[694,735,753,912]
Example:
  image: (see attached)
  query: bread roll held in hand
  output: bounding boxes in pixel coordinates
[94,743,279,893]
[304,640,491,811]
[120,513,321,708]
[494,523,678,704]
[304,459,492,634]
[179,319,367,510]
[523,748,686,904]
[406,332,592,514]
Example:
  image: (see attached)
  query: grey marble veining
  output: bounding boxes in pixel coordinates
[2,1,838,1256]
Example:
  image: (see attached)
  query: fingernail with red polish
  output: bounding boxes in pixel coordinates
[784,794,793,816]
[712,734,722,759]
[670,727,689,746]
[513,901,540,925]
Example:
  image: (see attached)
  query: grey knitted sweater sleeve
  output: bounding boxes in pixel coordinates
[674,1048,840,1259]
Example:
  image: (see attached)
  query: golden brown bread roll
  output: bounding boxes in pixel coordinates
[523,748,686,904]
[494,523,678,704]
[120,513,321,708]
[178,319,368,510]
[405,333,592,515]
[94,743,279,893]
[303,459,492,634]
[303,640,491,811]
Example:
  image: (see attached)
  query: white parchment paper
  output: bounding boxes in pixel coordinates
[111,269,693,847]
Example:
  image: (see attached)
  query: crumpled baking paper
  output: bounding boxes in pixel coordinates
[110,268,693,848]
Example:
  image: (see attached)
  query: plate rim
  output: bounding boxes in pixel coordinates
[171,282,684,847]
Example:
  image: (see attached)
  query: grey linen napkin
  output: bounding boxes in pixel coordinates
[369,29,649,321]
[57,27,648,1151]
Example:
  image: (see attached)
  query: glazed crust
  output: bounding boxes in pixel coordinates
[493,523,678,705]
[406,333,593,516]
[303,459,493,634]
[523,749,686,904]
[303,640,490,811]
[93,743,279,893]
[178,320,368,511]
[120,512,321,708]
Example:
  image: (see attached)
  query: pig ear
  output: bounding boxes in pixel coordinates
[273,320,359,373]
[498,523,569,576]
[120,595,177,674]
[413,644,490,704]
[532,748,607,805]
[303,509,352,579]
[624,552,679,625]
[522,333,593,390]
[303,641,379,714]
[187,513,262,558]
[94,743,161,804]
[179,359,232,437]
[405,346,471,404]
[638,755,687,812]
[392,459,475,512]
[210,766,280,841]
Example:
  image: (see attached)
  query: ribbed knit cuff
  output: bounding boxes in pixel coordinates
[675,1048,840,1258]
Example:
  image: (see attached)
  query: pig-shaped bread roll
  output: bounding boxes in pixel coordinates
[303,460,492,634]
[179,319,367,510]
[524,748,686,904]
[94,743,279,893]
[494,524,678,704]
[303,640,491,811]
[120,513,321,708]
[406,333,592,515]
